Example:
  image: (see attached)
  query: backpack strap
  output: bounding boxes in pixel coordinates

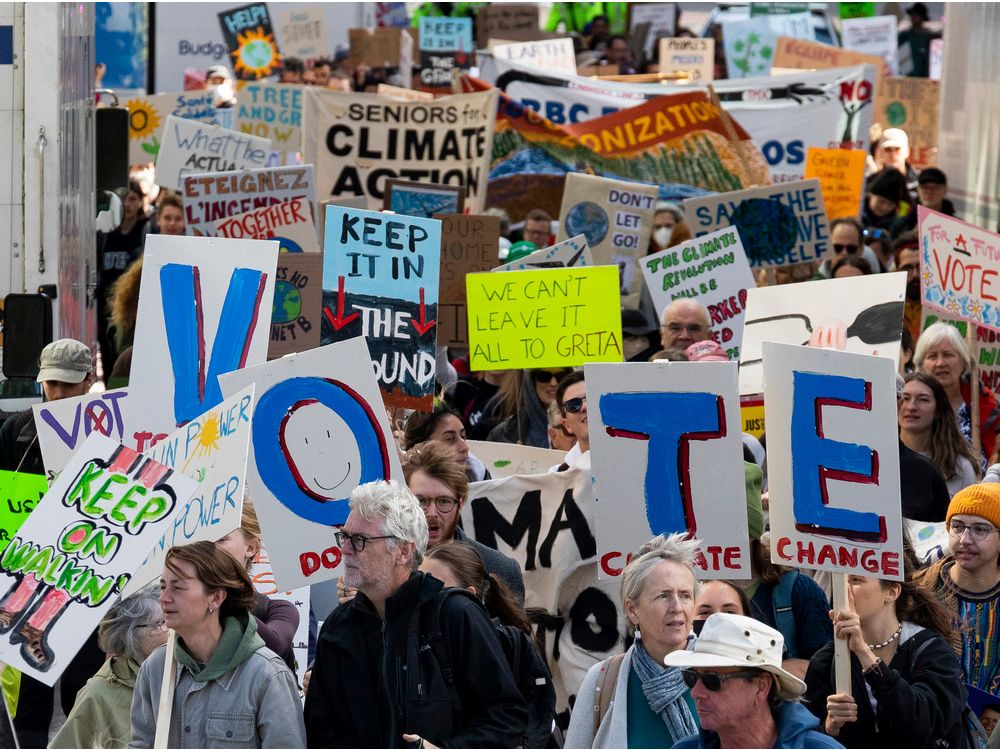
[593,652,626,737]
[772,570,799,659]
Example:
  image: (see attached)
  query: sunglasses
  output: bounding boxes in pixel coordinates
[562,396,586,414]
[532,369,572,384]
[833,244,859,254]
[681,669,761,691]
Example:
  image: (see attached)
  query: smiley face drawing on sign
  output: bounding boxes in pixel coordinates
[252,377,391,525]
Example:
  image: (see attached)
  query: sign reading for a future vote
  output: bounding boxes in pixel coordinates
[466,266,623,370]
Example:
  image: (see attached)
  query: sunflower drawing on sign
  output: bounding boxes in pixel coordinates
[127,98,162,157]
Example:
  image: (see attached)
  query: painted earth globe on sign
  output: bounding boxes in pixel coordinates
[564,201,609,246]
[272,281,302,324]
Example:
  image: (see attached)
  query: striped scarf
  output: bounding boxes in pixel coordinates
[631,640,698,741]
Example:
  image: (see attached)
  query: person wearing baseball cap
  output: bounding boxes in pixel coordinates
[666,613,842,748]
[895,167,955,236]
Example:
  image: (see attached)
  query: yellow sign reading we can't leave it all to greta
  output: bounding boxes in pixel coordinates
[466,265,624,371]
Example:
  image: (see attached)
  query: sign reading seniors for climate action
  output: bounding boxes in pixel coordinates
[642,227,756,360]
[302,87,497,212]
[214,197,320,253]
[322,206,442,410]
[466,266,623,370]
[219,336,403,591]
[841,15,898,75]
[235,82,302,153]
[184,165,315,237]
[493,38,577,75]
[269,252,323,358]
[659,38,714,81]
[33,389,129,481]
[0,471,47,553]
[803,148,867,221]
[493,234,593,272]
[587,361,750,579]
[0,433,198,685]
[436,214,501,349]
[763,343,903,580]
[126,91,223,165]
[556,173,657,308]
[126,235,278,452]
[156,115,270,191]
[919,206,1000,333]
[683,178,829,268]
[218,3,283,80]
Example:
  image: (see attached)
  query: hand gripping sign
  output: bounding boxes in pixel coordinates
[587,361,751,579]
[763,342,903,579]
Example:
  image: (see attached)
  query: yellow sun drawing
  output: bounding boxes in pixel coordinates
[232,27,282,78]
[127,99,161,141]
[183,414,222,473]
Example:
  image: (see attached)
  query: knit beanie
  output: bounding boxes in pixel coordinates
[869,169,905,205]
[745,462,764,542]
[947,483,1000,529]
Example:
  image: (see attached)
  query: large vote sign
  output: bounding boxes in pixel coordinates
[219,336,403,591]
[322,206,442,410]
[126,235,278,451]
[0,434,198,685]
[33,389,129,481]
[763,343,903,580]
[587,362,750,579]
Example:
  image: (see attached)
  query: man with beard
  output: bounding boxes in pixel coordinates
[894,232,922,343]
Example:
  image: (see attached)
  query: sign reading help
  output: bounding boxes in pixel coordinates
[218,3,283,80]
[466,266,623,370]
[763,342,903,580]
[33,389,129,481]
[587,362,750,579]
[155,115,270,191]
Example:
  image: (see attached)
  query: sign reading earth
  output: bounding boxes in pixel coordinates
[564,201,609,247]
[272,280,302,324]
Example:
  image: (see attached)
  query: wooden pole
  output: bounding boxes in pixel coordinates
[968,323,982,468]
[831,573,852,695]
[154,630,177,749]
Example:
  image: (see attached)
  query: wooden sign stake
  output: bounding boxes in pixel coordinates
[154,630,178,749]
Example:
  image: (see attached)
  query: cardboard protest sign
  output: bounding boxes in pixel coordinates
[587,361,750,578]
[274,6,327,59]
[467,440,566,478]
[302,88,497,212]
[772,36,886,80]
[33,389,129,482]
[349,27,413,69]
[218,336,403,590]
[384,179,464,219]
[437,214,501,348]
[493,38,576,75]
[126,91,223,165]
[376,84,434,102]
[0,433,198,684]
[630,3,676,60]
[122,385,256,597]
[156,115,270,191]
[841,16,898,75]
[214,197,319,253]
[556,173,657,308]
[183,164,315,237]
[683,178,829,269]
[874,77,939,169]
[234,82,302,153]
[721,13,813,79]
[493,234,593,272]
[269,252,323,358]
[218,3,283,80]
[642,227,756,360]
[739,273,905,395]
[476,4,541,48]
[763,343,903,580]
[803,148,867,221]
[467,266,623,370]
[0,471,47,553]
[126,235,278,451]
[919,206,1000,333]
[322,206,442,410]
[460,468,624,713]
[417,16,473,88]
[251,548,309,686]
[658,38,714,82]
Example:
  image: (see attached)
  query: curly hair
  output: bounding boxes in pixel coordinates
[108,256,143,350]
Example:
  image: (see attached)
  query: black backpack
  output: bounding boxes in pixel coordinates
[419,589,558,749]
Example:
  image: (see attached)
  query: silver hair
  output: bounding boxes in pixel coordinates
[621,533,701,638]
[660,298,711,329]
[914,321,972,376]
[349,480,429,568]
[98,584,162,663]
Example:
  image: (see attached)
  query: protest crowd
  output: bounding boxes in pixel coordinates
[2,1,1000,748]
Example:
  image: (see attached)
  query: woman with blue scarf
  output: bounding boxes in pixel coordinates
[565,534,701,748]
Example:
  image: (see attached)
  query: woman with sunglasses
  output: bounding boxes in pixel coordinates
[486,368,572,448]
[565,534,701,749]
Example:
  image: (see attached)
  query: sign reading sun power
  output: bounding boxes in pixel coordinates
[218,3,284,81]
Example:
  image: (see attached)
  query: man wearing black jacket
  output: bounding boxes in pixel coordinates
[305,480,527,748]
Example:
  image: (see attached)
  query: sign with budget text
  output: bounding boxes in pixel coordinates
[0,471,47,553]
[556,173,658,308]
[214,197,320,253]
[274,6,327,59]
[659,37,714,82]
[919,207,1000,334]
[739,273,905,396]
[466,266,623,371]
[219,336,403,591]
[183,164,315,237]
[235,82,302,153]
[33,389,129,481]
[417,16,473,88]
[269,252,323,358]
[493,234,593,273]
[642,227,756,360]
[126,235,278,452]
[302,88,497,212]
[467,441,566,478]
[437,214,501,349]
[874,78,939,170]
[156,115,270,191]
[763,343,903,580]
[803,148,867,221]
[0,433,198,685]
[493,38,577,75]
[126,91,223,165]
[683,178,829,268]
[588,361,750,579]
[218,3,282,80]
[322,206,442,410]
[841,15,898,75]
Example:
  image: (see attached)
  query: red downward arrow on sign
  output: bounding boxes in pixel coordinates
[410,287,436,336]
[323,276,360,331]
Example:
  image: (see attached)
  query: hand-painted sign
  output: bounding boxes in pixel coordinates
[659,37,714,82]
[274,6,327,59]
[874,77,939,169]
[156,115,270,191]
[218,3,283,80]
[269,252,323,359]
[493,234,593,273]
[126,91,224,165]
[33,389,129,481]
[0,471,47,553]
[841,15,898,76]
[803,147,867,221]
[417,16,473,88]
[466,440,566,478]
[214,197,320,253]
[234,82,302,153]
[437,214,502,348]
[493,38,577,75]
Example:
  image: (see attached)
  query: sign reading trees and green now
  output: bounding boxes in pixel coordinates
[0,471,47,554]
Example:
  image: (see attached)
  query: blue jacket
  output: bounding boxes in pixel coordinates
[672,701,843,749]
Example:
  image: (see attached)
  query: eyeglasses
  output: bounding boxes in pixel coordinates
[562,396,586,414]
[532,369,571,384]
[415,495,459,512]
[833,244,859,254]
[662,323,707,335]
[946,520,999,542]
[334,530,397,552]
[681,669,761,691]
[139,619,168,632]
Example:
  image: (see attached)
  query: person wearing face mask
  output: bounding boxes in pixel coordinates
[204,65,236,108]
[692,581,750,636]
[649,202,683,253]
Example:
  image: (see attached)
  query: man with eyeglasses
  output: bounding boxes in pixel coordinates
[305,480,527,748]
[916,483,1000,696]
[666,613,842,748]
[660,299,712,352]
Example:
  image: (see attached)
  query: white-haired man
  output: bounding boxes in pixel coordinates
[660,299,712,352]
[304,481,527,749]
